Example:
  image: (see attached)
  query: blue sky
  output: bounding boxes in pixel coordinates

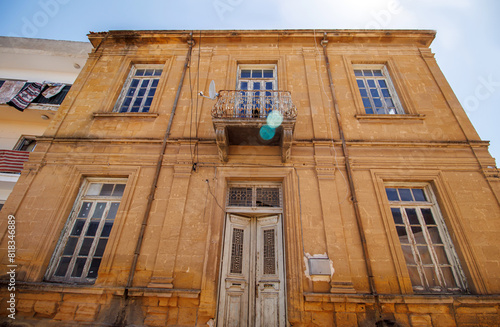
[1,0,499,161]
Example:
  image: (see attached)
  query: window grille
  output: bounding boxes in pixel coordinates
[227,185,282,208]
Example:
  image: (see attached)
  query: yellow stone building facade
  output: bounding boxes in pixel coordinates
[1,29,499,326]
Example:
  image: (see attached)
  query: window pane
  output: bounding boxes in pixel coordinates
[112,184,125,197]
[241,70,251,78]
[391,207,403,224]
[256,188,280,207]
[370,88,380,98]
[367,80,376,88]
[421,208,435,225]
[386,188,399,201]
[130,79,140,87]
[153,69,162,76]
[85,221,99,236]
[106,203,120,220]
[405,208,419,224]
[363,70,373,76]
[401,245,416,264]
[424,267,439,287]
[441,267,457,288]
[417,245,432,264]
[378,80,387,88]
[434,246,449,264]
[399,189,413,201]
[354,70,363,76]
[357,80,365,88]
[55,257,71,277]
[101,222,113,237]
[92,202,106,219]
[228,187,253,207]
[144,69,154,76]
[94,238,108,257]
[79,238,93,256]
[428,227,443,244]
[87,258,101,278]
[252,70,262,78]
[71,220,85,236]
[87,183,101,196]
[407,266,421,286]
[397,226,408,242]
[78,202,92,218]
[263,70,273,78]
[100,184,114,196]
[135,69,145,76]
[412,189,426,202]
[373,70,383,76]
[63,237,78,256]
[412,226,425,243]
[71,258,87,277]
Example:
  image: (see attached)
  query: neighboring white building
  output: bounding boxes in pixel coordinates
[0,37,92,209]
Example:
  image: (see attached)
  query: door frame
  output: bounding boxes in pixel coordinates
[215,213,288,327]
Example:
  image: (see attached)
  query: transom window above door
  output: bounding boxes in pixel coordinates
[227,184,282,208]
[237,65,277,92]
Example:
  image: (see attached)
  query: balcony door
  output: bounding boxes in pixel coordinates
[236,65,277,118]
[217,213,286,326]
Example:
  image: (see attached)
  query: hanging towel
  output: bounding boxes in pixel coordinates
[7,82,44,111]
[0,80,26,104]
[42,83,65,98]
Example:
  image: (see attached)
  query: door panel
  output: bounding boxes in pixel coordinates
[218,214,285,327]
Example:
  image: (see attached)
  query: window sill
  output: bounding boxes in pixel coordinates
[355,114,425,121]
[93,112,159,119]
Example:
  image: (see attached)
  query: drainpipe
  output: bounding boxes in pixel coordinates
[320,33,383,321]
[125,33,195,292]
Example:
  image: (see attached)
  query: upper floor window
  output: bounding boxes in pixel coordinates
[113,65,163,113]
[237,65,277,91]
[46,178,127,283]
[386,186,466,293]
[354,65,404,115]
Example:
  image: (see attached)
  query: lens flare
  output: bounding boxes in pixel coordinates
[259,125,276,140]
[267,110,283,128]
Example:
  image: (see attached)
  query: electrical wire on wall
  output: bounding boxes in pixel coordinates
[188,30,203,169]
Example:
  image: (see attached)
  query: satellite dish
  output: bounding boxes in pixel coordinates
[209,80,217,99]
[198,80,218,100]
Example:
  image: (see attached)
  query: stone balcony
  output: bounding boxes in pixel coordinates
[211,90,297,162]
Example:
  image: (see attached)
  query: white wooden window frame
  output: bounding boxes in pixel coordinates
[386,183,467,293]
[46,177,127,284]
[353,64,405,115]
[113,64,163,113]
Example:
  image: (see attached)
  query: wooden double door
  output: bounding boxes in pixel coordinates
[217,214,286,326]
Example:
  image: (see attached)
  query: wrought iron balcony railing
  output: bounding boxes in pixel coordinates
[212,90,297,119]
[0,150,30,174]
